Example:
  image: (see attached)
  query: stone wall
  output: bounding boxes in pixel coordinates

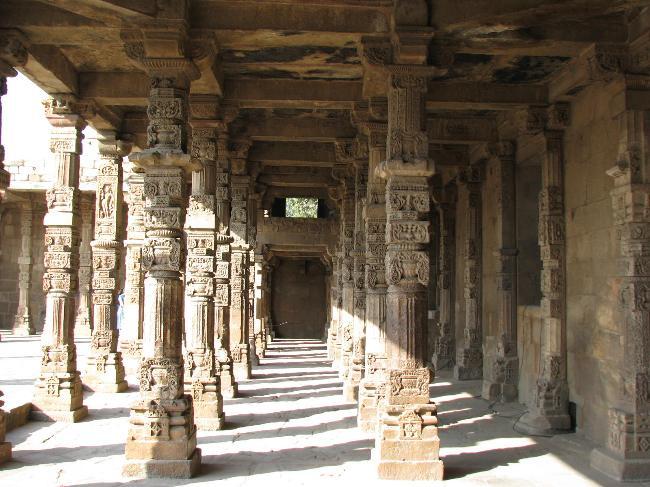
[564,80,622,445]
[271,258,327,339]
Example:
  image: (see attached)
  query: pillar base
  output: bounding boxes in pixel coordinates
[32,372,88,423]
[343,378,359,403]
[374,404,444,481]
[123,448,201,479]
[84,352,128,393]
[482,380,518,402]
[220,369,238,399]
[0,441,11,464]
[357,379,381,433]
[454,364,482,381]
[12,320,35,336]
[517,410,571,435]
[590,447,650,481]
[31,405,88,423]
[233,361,251,381]
[188,381,225,431]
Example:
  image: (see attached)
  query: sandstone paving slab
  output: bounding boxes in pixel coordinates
[0,336,642,486]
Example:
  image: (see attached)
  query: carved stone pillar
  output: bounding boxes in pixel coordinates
[519,104,571,435]
[84,131,130,392]
[431,184,456,370]
[214,123,238,398]
[482,143,519,402]
[13,197,35,336]
[454,166,484,381]
[32,96,88,423]
[183,124,224,430]
[75,194,94,338]
[344,147,368,401]
[327,253,341,361]
[333,161,355,380]
[121,33,201,477]
[120,171,145,367]
[374,66,443,480]
[591,108,650,480]
[358,121,388,433]
[229,141,252,380]
[253,253,266,360]
[247,190,259,366]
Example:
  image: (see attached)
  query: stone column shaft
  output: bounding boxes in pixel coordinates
[247,191,259,366]
[327,253,341,361]
[483,143,519,402]
[374,67,442,481]
[253,254,266,359]
[591,108,650,480]
[520,104,571,435]
[213,124,237,398]
[431,185,456,370]
[32,96,88,423]
[121,171,145,367]
[183,124,224,430]
[13,198,35,335]
[345,151,369,402]
[85,131,130,392]
[229,145,252,380]
[121,39,201,477]
[358,122,388,433]
[75,194,94,338]
[454,167,484,381]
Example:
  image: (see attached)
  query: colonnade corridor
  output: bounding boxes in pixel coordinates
[0,332,625,486]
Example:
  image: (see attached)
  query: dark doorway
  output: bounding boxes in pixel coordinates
[271,258,327,339]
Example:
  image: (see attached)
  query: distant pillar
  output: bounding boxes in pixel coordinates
[13,198,35,336]
[74,194,94,338]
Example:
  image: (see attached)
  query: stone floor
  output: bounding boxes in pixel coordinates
[0,332,637,486]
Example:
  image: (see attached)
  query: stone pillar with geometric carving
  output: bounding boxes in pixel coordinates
[120,169,145,368]
[84,131,130,392]
[229,140,252,381]
[344,147,368,401]
[247,189,260,366]
[482,143,519,402]
[454,166,484,381]
[374,67,443,480]
[332,160,355,380]
[591,108,650,480]
[327,252,341,361]
[431,183,456,371]
[214,121,238,398]
[183,124,225,430]
[253,252,266,360]
[358,120,388,433]
[32,96,88,423]
[519,104,571,435]
[13,197,35,336]
[121,30,201,477]
[75,194,94,338]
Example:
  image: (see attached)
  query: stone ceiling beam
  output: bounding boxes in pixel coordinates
[237,117,357,141]
[191,1,390,34]
[426,81,547,109]
[33,0,157,25]
[250,141,336,167]
[21,44,78,94]
[427,116,498,143]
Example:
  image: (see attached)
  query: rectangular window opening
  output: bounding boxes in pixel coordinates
[286,197,318,218]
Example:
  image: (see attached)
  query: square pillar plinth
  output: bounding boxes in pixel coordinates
[591,448,650,482]
[375,404,444,481]
[32,371,88,422]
